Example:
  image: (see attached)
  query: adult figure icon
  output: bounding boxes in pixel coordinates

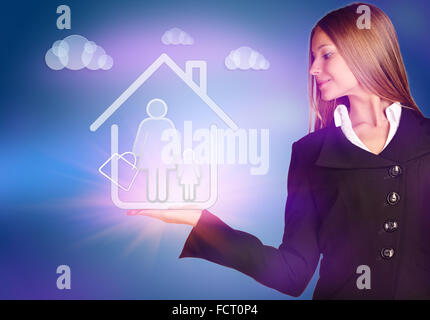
[132,98,179,202]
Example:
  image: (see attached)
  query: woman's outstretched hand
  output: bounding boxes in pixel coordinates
[126,205,203,227]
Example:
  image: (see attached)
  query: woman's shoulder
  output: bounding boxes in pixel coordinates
[403,105,430,122]
[292,126,333,166]
[295,126,331,146]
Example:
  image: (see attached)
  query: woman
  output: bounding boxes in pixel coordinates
[127,2,430,299]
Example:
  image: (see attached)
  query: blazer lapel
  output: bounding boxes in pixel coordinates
[315,107,430,169]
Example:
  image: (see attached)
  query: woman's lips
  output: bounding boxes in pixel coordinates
[318,79,331,88]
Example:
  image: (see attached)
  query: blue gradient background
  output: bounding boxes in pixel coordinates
[1,0,430,299]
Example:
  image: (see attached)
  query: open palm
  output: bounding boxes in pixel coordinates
[127,205,203,227]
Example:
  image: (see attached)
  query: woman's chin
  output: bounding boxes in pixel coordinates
[320,91,337,101]
[320,94,332,101]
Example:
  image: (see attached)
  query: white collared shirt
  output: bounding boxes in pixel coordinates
[333,102,402,153]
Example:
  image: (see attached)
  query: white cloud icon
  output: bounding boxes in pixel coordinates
[45,34,113,71]
[225,46,270,70]
[161,27,194,45]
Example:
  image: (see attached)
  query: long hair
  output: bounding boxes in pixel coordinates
[308,2,423,133]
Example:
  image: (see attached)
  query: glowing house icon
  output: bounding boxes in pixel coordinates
[90,53,239,209]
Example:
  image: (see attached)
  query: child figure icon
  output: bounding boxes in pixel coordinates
[176,148,201,202]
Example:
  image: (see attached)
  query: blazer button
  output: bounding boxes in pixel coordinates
[387,191,400,205]
[383,220,398,232]
[388,165,402,177]
[381,248,395,259]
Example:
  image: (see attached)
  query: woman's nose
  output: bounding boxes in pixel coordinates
[309,60,321,76]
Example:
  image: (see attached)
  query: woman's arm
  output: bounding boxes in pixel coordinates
[179,142,320,297]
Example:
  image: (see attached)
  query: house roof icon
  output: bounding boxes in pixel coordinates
[90,53,239,132]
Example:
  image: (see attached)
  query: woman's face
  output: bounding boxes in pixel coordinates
[309,26,359,101]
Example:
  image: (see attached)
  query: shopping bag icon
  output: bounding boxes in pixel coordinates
[99,152,139,191]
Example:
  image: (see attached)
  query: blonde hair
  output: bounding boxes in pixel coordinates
[308,2,423,133]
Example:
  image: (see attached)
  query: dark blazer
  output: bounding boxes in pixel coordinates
[179,107,430,299]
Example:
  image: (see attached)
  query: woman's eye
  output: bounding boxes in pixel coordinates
[311,52,333,61]
[323,52,333,59]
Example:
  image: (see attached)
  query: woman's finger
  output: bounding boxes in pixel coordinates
[126,209,140,216]
[136,210,164,217]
